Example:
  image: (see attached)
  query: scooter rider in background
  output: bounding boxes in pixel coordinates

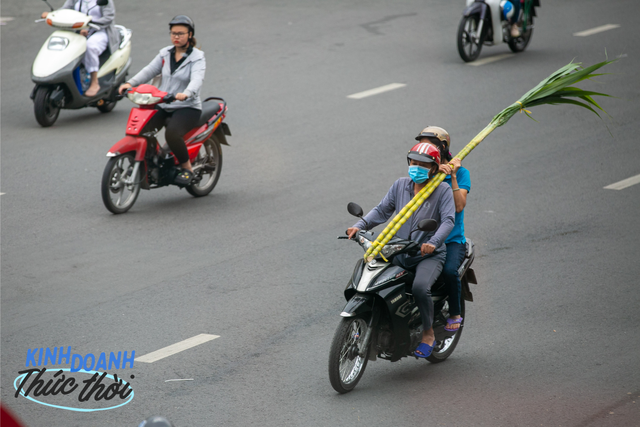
[42,0,120,98]
[416,127,471,333]
[347,143,455,358]
[119,15,205,186]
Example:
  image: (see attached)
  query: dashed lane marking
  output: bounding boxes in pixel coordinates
[467,53,514,66]
[573,24,620,37]
[347,83,406,99]
[135,334,220,363]
[604,174,640,190]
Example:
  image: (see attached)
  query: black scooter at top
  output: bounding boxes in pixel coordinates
[328,203,478,393]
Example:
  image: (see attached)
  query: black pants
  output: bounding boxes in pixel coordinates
[442,242,466,317]
[146,107,201,164]
[393,251,446,331]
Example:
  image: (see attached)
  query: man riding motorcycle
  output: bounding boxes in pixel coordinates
[347,142,455,358]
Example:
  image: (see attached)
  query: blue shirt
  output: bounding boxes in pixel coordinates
[443,166,470,245]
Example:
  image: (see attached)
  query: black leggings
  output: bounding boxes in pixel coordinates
[146,107,201,164]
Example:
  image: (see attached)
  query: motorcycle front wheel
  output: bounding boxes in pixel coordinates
[101,153,141,214]
[34,86,61,127]
[328,316,370,394]
[427,298,465,363]
[186,136,223,197]
[457,15,484,63]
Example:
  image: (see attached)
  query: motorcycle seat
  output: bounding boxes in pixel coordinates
[194,101,222,128]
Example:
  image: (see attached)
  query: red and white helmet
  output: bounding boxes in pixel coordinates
[407,142,441,166]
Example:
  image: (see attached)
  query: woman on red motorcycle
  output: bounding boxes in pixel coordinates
[119,15,205,185]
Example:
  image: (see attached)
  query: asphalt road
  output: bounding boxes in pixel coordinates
[2,0,639,426]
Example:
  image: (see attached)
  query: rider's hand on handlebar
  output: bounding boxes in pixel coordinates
[421,243,436,256]
[175,93,189,101]
[80,29,89,37]
[118,83,132,95]
[41,12,49,19]
[346,227,360,240]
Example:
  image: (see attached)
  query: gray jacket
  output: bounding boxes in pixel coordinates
[62,0,120,55]
[353,177,455,253]
[127,46,206,111]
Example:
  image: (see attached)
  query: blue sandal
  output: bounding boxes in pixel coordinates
[414,341,436,358]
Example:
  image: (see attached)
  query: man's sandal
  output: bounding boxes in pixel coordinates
[414,341,436,358]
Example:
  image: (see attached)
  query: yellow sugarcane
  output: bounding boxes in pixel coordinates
[364,59,615,261]
[366,176,441,255]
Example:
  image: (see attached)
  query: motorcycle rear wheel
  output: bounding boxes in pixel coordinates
[508,14,534,53]
[457,15,484,63]
[34,86,61,127]
[328,316,370,394]
[427,298,465,363]
[101,153,141,214]
[186,136,223,197]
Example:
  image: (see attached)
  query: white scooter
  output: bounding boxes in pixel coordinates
[31,0,132,127]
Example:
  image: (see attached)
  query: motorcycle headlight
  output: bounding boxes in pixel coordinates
[48,36,69,51]
[127,92,162,105]
[381,244,405,258]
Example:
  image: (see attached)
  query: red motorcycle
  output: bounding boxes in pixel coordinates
[101,84,231,214]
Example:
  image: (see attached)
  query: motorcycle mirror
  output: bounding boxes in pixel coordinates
[417,219,438,232]
[42,0,54,11]
[96,0,109,6]
[347,202,363,218]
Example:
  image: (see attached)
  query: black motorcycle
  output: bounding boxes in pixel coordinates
[328,203,478,393]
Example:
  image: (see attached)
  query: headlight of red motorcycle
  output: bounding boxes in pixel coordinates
[127,92,162,105]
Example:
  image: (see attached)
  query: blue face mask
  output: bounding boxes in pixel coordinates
[408,165,430,184]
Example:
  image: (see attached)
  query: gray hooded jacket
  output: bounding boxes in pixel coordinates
[62,0,120,56]
[127,46,206,111]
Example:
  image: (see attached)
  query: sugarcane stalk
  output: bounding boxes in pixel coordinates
[364,59,616,262]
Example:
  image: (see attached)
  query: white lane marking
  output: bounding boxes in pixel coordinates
[165,379,194,382]
[348,83,406,99]
[573,24,620,37]
[467,53,514,66]
[603,174,640,190]
[135,333,220,363]
[0,193,5,196]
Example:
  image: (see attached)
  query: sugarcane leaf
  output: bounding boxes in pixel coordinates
[546,98,602,117]
[554,88,612,98]
[523,60,616,103]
